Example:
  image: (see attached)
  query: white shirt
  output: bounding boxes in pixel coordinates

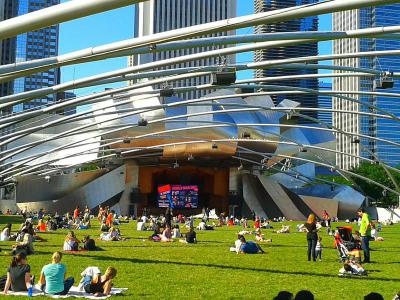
[0,228,10,241]
[137,221,145,231]
[234,239,242,254]
[197,221,206,230]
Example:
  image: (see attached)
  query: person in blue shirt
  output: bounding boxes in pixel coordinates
[39,252,74,295]
[239,236,265,254]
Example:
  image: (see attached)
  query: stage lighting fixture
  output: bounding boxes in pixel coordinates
[299,147,307,153]
[44,175,51,183]
[351,138,360,144]
[238,164,244,171]
[173,162,180,169]
[188,154,194,161]
[123,138,131,144]
[374,78,394,89]
[160,88,174,97]
[210,68,236,86]
[212,143,218,149]
[242,132,251,139]
[138,118,148,127]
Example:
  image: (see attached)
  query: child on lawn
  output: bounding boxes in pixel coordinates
[315,236,322,261]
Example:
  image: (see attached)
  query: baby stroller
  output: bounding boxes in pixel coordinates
[334,226,359,262]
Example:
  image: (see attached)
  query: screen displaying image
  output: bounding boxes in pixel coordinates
[157,184,198,208]
[157,184,171,208]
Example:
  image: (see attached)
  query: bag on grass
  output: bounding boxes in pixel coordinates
[0,275,7,290]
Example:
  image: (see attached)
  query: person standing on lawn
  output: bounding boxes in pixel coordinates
[304,214,318,261]
[73,207,79,221]
[357,208,372,263]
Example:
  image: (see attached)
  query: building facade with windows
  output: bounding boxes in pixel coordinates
[333,5,400,169]
[0,0,60,113]
[254,0,319,120]
[130,0,236,100]
[318,81,332,127]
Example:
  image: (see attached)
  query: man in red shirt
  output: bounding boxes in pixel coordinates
[73,207,79,220]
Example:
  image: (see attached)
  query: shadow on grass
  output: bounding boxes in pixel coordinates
[71,253,400,283]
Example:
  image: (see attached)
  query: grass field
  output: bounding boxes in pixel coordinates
[0,215,399,300]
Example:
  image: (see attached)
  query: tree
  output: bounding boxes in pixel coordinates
[350,162,400,207]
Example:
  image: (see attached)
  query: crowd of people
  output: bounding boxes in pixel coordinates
[2,251,117,297]
[0,204,397,298]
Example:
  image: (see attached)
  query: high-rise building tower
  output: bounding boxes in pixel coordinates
[130,0,236,100]
[318,82,332,126]
[333,5,400,169]
[254,0,319,120]
[0,0,60,113]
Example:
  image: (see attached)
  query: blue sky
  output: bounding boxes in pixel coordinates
[59,1,333,97]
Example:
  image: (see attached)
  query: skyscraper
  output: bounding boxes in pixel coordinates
[254,0,319,120]
[130,0,236,100]
[333,5,400,169]
[0,0,60,113]
[318,82,332,126]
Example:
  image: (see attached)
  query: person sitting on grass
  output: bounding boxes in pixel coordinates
[63,231,80,251]
[179,227,197,244]
[137,218,146,231]
[255,228,272,243]
[160,225,173,242]
[371,224,384,241]
[148,226,161,242]
[36,219,46,232]
[3,253,34,294]
[12,229,34,256]
[83,267,117,297]
[172,225,181,239]
[0,224,12,241]
[82,235,97,251]
[39,251,74,295]
[238,236,264,254]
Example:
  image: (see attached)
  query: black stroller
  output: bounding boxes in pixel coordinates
[335,226,367,276]
[334,226,359,262]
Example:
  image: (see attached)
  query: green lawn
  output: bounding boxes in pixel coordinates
[0,215,399,299]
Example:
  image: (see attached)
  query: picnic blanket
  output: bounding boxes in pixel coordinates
[6,285,127,299]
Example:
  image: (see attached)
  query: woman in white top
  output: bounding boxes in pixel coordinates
[0,224,11,241]
[171,225,181,238]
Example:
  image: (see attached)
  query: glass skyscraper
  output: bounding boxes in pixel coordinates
[254,0,319,120]
[333,5,400,168]
[0,0,60,113]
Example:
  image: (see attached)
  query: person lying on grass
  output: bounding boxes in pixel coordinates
[63,231,81,251]
[273,225,290,234]
[255,228,272,243]
[238,236,265,254]
[99,227,127,241]
[229,234,245,253]
[83,266,117,297]
[179,227,197,244]
[39,251,74,295]
[3,253,34,295]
